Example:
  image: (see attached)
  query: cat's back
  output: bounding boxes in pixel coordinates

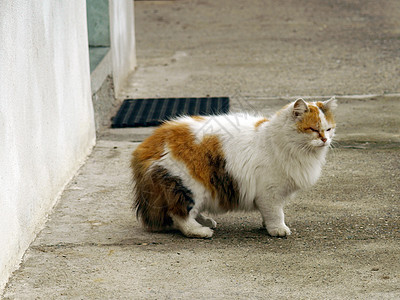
[133,113,268,166]
[180,113,268,140]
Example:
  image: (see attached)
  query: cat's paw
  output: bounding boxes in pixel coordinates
[266,224,291,237]
[184,226,214,239]
[195,214,217,229]
[202,217,217,229]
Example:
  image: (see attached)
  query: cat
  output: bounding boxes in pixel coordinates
[131,97,337,238]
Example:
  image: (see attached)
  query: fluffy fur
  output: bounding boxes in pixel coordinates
[131,97,337,238]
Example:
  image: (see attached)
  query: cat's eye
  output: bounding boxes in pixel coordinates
[307,128,319,132]
[327,128,332,132]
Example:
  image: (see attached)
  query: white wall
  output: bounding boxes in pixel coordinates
[0,1,96,291]
[109,0,137,96]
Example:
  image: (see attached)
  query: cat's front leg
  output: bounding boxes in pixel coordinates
[262,220,291,237]
[256,198,291,237]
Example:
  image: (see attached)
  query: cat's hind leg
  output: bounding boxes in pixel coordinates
[171,215,213,238]
[195,213,217,229]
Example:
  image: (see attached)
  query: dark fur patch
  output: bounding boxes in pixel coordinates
[132,159,194,230]
[207,153,240,211]
[132,121,241,230]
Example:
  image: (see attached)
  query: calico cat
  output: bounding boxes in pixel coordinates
[131,97,337,238]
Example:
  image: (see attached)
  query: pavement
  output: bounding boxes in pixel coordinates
[3,0,400,299]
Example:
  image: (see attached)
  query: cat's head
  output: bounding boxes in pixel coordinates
[291,97,337,149]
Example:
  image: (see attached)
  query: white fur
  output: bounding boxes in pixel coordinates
[152,99,336,237]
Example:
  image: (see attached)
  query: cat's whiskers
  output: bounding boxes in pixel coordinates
[327,140,340,160]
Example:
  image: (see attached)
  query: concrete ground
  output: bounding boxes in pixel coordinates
[3,0,400,299]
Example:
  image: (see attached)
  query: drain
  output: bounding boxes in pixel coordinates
[111,97,229,127]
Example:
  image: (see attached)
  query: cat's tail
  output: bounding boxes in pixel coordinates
[131,154,194,231]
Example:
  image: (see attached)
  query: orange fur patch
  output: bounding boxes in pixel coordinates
[132,126,168,169]
[165,123,224,197]
[254,118,269,129]
[296,105,321,132]
[191,116,206,121]
[132,121,240,213]
[166,123,240,210]
[316,102,324,110]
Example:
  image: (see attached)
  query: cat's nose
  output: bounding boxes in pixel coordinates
[321,137,327,143]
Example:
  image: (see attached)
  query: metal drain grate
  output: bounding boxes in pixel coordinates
[111,97,230,127]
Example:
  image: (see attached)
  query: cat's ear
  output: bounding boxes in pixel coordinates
[293,98,309,118]
[322,96,338,111]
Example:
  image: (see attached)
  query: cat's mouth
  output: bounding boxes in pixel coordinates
[314,142,328,148]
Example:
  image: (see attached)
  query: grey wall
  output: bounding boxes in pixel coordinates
[110,0,137,96]
[0,0,96,291]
